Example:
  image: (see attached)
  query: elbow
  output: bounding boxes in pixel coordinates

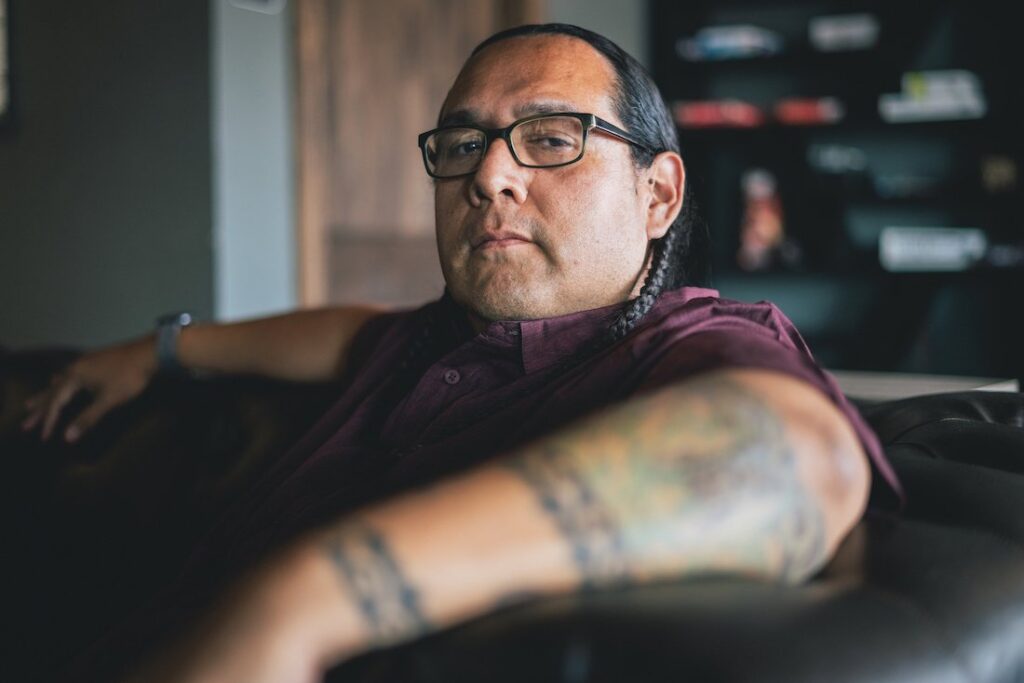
[785,413,871,583]
[820,416,872,552]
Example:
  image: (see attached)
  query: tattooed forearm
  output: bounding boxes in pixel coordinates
[324,525,430,645]
[505,452,628,589]
[506,374,828,586]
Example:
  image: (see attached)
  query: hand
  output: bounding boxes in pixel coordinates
[20,336,159,443]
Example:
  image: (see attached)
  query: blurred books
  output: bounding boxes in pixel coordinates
[808,13,879,52]
[676,25,783,61]
[879,70,987,123]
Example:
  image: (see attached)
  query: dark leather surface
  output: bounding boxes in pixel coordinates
[1,349,345,682]
[3,349,1023,682]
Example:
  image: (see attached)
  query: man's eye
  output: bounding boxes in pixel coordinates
[526,136,573,148]
[448,140,482,156]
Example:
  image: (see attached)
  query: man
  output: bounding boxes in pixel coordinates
[22,24,901,682]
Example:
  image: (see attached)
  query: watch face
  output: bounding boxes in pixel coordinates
[157,312,193,327]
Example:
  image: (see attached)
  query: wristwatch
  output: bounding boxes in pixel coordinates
[155,311,194,374]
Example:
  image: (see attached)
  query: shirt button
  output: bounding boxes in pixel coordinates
[443,369,461,385]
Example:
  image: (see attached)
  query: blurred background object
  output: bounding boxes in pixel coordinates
[737,168,801,272]
[653,0,1022,381]
[0,0,1019,384]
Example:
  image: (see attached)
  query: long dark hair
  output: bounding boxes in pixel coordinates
[401,23,709,381]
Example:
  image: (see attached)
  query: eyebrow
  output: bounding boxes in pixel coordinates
[438,100,581,128]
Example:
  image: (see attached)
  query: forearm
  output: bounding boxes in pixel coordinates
[174,306,382,382]
[267,369,864,668]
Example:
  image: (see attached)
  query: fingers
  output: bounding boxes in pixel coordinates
[41,378,82,442]
[64,394,117,443]
[20,349,151,443]
[20,381,115,443]
[20,392,47,432]
[21,386,61,434]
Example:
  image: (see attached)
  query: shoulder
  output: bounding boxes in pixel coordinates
[624,287,815,381]
[627,287,905,512]
[638,286,806,349]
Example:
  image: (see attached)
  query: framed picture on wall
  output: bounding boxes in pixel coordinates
[0,0,9,127]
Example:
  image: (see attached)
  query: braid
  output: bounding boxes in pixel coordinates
[605,183,702,346]
[608,214,682,343]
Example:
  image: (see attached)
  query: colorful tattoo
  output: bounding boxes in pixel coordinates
[507,375,828,586]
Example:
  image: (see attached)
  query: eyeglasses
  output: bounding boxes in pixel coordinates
[417,112,656,179]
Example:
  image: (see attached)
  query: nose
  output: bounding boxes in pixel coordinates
[468,135,529,207]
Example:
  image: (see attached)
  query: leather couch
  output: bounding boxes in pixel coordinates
[3,347,1023,682]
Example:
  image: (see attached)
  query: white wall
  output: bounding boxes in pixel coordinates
[211,0,297,322]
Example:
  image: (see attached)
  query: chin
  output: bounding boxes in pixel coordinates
[442,259,526,317]
[451,277,555,323]
[466,291,540,322]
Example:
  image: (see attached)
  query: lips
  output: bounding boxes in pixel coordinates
[471,229,533,251]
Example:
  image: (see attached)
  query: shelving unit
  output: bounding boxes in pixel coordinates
[649,0,1023,380]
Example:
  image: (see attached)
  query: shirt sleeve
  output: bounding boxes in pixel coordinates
[631,301,905,513]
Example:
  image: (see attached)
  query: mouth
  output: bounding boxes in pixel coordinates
[475,237,532,251]
[471,230,533,252]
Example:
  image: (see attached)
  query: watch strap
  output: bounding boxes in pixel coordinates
[155,312,194,375]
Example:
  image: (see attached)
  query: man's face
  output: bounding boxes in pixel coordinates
[434,35,656,328]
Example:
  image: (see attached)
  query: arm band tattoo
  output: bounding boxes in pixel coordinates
[506,451,629,589]
[326,525,429,642]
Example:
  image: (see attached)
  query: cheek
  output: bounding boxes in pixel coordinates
[548,174,647,268]
[434,186,467,257]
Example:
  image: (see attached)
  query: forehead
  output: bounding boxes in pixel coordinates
[440,34,620,127]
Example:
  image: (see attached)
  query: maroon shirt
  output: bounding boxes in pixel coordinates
[202,286,903,574]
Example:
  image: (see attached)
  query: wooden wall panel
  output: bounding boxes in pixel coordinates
[296,0,544,307]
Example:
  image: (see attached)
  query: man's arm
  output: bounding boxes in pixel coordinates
[133,368,870,682]
[174,305,384,381]
[22,305,383,441]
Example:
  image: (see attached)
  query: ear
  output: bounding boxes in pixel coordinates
[643,151,686,241]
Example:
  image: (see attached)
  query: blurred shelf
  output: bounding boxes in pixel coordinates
[652,0,1022,377]
[676,116,990,136]
[673,46,880,70]
[831,370,1019,400]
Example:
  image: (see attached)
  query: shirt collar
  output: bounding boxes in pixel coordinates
[435,286,720,375]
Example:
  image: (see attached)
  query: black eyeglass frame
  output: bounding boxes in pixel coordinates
[417,112,658,179]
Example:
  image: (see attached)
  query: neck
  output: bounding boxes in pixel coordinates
[454,248,657,336]
[465,309,492,335]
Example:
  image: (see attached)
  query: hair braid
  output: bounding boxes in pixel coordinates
[609,212,681,342]
[605,183,703,345]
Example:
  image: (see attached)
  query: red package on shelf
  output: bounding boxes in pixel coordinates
[673,100,766,128]
[774,97,845,125]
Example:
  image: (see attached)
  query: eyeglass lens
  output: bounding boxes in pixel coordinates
[425,115,585,177]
